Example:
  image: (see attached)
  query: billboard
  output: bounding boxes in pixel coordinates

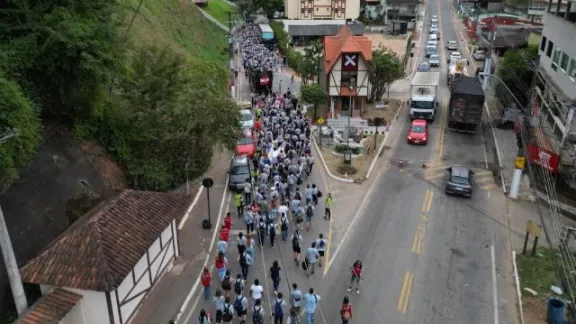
[527,144,560,173]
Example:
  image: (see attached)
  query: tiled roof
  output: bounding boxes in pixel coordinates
[324,25,372,74]
[20,190,190,292]
[17,288,82,324]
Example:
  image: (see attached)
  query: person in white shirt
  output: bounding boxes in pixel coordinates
[315,233,327,267]
[250,279,264,304]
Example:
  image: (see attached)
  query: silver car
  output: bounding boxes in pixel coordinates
[428,54,440,67]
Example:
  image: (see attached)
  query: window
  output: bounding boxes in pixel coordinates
[546,40,554,57]
[568,59,576,82]
[552,47,561,70]
[540,36,547,51]
[560,52,569,71]
[341,71,358,89]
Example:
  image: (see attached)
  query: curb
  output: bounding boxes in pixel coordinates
[512,250,525,324]
[484,103,508,194]
[366,104,404,179]
[311,135,354,183]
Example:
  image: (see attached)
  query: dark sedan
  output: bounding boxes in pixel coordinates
[445,166,474,197]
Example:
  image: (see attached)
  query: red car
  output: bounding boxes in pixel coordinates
[407,119,429,144]
[235,128,257,158]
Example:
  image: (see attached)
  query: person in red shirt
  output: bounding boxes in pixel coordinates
[223,212,232,231]
[201,267,211,300]
[348,260,362,294]
[340,296,353,324]
[219,224,230,242]
[254,119,261,132]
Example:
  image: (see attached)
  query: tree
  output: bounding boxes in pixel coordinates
[301,83,327,120]
[253,0,283,19]
[299,40,323,84]
[368,49,405,102]
[0,75,43,191]
[496,45,538,109]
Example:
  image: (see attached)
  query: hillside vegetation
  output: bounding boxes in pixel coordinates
[0,0,238,192]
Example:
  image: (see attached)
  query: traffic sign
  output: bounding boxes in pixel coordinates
[317,117,325,125]
[515,156,526,169]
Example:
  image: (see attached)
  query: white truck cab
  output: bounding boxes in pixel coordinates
[409,72,440,121]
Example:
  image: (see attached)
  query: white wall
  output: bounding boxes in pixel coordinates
[60,303,87,324]
[328,55,371,96]
[66,288,110,324]
[346,0,361,19]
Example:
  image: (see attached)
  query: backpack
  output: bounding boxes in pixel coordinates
[319,239,325,249]
[306,206,313,217]
[222,304,233,322]
[274,299,284,317]
[292,236,300,250]
[281,219,288,231]
[252,306,263,324]
[234,296,244,313]
[222,276,231,291]
[234,279,243,295]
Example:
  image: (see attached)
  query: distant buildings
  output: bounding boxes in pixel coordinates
[284,0,361,20]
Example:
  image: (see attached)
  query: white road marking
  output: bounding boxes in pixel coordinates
[491,244,500,324]
[178,186,205,230]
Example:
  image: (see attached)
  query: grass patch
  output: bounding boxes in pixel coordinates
[204,0,237,26]
[516,247,558,296]
[528,32,542,47]
[123,0,229,66]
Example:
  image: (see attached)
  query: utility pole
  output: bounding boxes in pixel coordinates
[0,129,28,315]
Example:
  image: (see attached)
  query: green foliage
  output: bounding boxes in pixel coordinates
[369,49,405,102]
[496,45,538,108]
[252,0,283,19]
[0,75,43,191]
[270,21,302,72]
[300,40,323,84]
[334,144,361,155]
[301,83,327,119]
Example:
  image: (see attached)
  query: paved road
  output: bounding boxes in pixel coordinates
[315,1,518,323]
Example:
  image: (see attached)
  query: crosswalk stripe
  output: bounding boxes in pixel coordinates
[425,173,445,181]
[473,170,493,177]
[474,177,493,183]
[481,183,497,191]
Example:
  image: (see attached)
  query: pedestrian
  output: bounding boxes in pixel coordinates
[221,270,232,298]
[311,184,319,206]
[213,289,225,324]
[348,260,363,294]
[280,210,289,241]
[217,236,228,256]
[295,206,304,230]
[292,230,302,265]
[340,296,353,324]
[233,292,248,324]
[316,234,327,267]
[233,274,245,295]
[305,203,315,231]
[252,299,265,324]
[235,191,244,217]
[244,178,252,203]
[305,242,320,275]
[237,232,247,255]
[258,216,267,247]
[250,279,264,304]
[288,283,303,324]
[304,288,321,324]
[219,225,230,242]
[246,235,255,260]
[324,193,333,220]
[215,251,227,282]
[198,309,212,324]
[270,260,282,294]
[272,292,286,324]
[268,220,277,247]
[223,212,232,231]
[305,184,313,205]
[239,249,252,279]
[222,296,234,323]
[244,209,254,234]
[201,266,211,300]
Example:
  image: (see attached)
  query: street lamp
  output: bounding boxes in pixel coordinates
[479,73,524,110]
[344,78,356,165]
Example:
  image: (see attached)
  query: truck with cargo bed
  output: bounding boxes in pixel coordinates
[409,72,440,121]
[447,59,468,86]
[447,76,485,133]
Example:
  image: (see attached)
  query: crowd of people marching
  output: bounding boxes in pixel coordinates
[235,24,283,73]
[196,24,363,324]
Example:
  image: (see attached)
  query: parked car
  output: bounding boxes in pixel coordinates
[228,155,251,191]
[235,128,257,158]
[430,32,440,40]
[240,109,254,129]
[445,166,474,197]
[427,40,438,47]
[418,62,431,72]
[428,54,440,67]
[446,40,458,50]
[473,50,486,61]
[407,119,429,145]
[425,45,437,58]
[430,27,439,35]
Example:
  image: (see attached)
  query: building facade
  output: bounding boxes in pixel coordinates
[532,2,576,183]
[285,0,361,20]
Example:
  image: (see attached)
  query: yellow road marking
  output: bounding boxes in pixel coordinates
[317,150,334,277]
[424,172,444,181]
[397,271,415,313]
[422,215,428,222]
[424,190,434,213]
[421,190,431,212]
[411,224,426,254]
[481,183,497,191]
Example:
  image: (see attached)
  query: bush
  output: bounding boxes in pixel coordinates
[334,144,361,155]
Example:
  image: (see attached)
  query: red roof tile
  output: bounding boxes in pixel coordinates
[20,190,190,292]
[17,288,82,324]
[324,25,372,74]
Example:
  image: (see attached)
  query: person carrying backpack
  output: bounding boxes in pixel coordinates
[221,271,232,298]
[252,299,265,324]
[239,250,252,279]
[213,289,225,324]
[340,296,353,324]
[348,260,363,294]
[280,210,289,241]
[198,309,212,324]
[273,292,286,324]
[292,230,302,265]
[288,283,303,324]
[268,221,277,247]
[221,296,234,323]
[270,260,282,294]
[233,293,248,324]
[315,234,327,267]
[233,274,244,295]
[305,203,315,231]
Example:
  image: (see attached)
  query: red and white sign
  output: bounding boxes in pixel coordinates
[527,144,560,173]
[260,77,270,85]
[341,53,359,71]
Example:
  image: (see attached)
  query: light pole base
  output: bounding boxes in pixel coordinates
[202,219,212,230]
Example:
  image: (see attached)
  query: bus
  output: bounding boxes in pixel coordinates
[259,24,274,42]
